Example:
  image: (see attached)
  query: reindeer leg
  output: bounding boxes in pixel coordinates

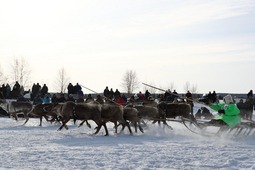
[162,120,173,130]
[39,116,43,126]
[94,122,109,136]
[23,117,29,125]
[126,121,133,135]
[134,121,138,133]
[103,123,109,136]
[58,119,69,131]
[86,120,91,128]
[15,114,18,121]
[78,120,85,127]
[94,124,101,134]
[152,120,157,124]
[120,122,126,133]
[137,121,144,133]
[114,122,118,134]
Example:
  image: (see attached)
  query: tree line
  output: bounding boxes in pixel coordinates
[0,57,199,96]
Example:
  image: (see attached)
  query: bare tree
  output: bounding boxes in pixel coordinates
[166,82,175,91]
[121,70,139,95]
[0,65,8,85]
[183,81,191,93]
[190,84,198,94]
[55,67,70,93]
[183,81,199,97]
[10,57,31,89]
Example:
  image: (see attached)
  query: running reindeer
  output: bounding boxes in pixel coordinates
[0,99,32,123]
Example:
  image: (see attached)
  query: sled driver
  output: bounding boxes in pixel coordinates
[207,94,241,128]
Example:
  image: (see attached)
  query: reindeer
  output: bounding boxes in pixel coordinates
[99,103,133,135]
[157,101,196,122]
[25,103,60,126]
[0,99,32,123]
[126,104,172,129]
[54,101,108,135]
[122,106,144,133]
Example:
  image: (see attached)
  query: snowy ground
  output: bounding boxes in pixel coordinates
[0,105,255,170]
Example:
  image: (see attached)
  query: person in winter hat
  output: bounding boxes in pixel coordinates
[207,94,241,128]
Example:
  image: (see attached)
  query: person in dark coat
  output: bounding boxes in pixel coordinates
[67,83,74,95]
[74,83,82,94]
[95,95,104,104]
[114,89,121,99]
[145,90,151,101]
[212,91,217,103]
[104,86,110,98]
[109,88,114,99]
[58,93,66,103]
[41,84,48,97]
[5,83,11,99]
[12,81,21,98]
[247,90,253,99]
[1,84,6,99]
[185,90,194,114]
[51,94,59,103]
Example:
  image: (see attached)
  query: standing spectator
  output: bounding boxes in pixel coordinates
[212,91,217,103]
[109,88,114,99]
[2,84,6,99]
[208,91,213,102]
[19,85,24,96]
[0,85,4,99]
[247,90,253,99]
[31,83,37,100]
[103,86,110,98]
[164,90,171,101]
[185,90,194,114]
[145,90,151,100]
[5,83,11,99]
[67,83,74,95]
[173,90,178,100]
[12,81,21,98]
[36,83,41,95]
[41,84,48,97]
[114,89,121,99]
[32,83,41,99]
[74,83,82,95]
[173,90,178,96]
[164,90,174,102]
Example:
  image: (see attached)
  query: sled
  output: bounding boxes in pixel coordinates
[181,117,255,137]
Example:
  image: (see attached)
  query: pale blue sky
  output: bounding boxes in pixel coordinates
[0,0,255,94]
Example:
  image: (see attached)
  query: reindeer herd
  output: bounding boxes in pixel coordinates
[0,99,195,136]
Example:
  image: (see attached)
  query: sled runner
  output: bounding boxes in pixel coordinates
[181,117,255,137]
